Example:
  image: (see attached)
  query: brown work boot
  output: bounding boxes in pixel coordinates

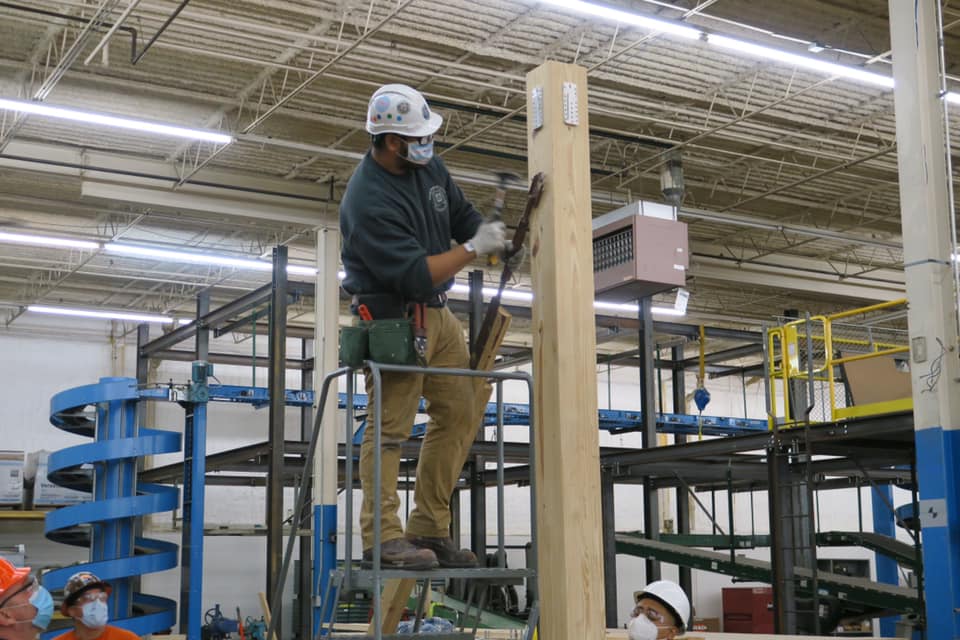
[362,537,439,570]
[406,534,478,568]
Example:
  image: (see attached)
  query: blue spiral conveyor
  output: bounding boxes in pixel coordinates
[42,377,181,637]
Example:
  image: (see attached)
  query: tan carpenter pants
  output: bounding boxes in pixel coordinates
[359,305,477,550]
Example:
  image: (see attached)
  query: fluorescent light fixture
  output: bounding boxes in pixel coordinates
[448,282,683,315]
[593,300,685,316]
[28,305,172,323]
[0,231,99,250]
[530,2,917,96]
[947,93,960,105]
[0,98,233,144]
[651,305,686,316]
[104,243,317,275]
[537,0,701,39]
[497,287,534,302]
[707,35,894,88]
[287,264,319,276]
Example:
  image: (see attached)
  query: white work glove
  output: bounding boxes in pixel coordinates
[465,220,507,257]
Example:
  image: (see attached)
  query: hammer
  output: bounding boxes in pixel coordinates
[488,171,519,266]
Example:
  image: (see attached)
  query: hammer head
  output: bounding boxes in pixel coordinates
[528,172,545,207]
[494,171,521,186]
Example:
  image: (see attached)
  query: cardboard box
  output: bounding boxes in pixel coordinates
[691,617,720,632]
[0,451,24,506]
[32,451,88,507]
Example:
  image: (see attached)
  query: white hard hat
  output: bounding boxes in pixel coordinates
[636,580,690,631]
[365,84,442,138]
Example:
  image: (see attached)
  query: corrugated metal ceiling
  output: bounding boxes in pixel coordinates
[0,0,936,339]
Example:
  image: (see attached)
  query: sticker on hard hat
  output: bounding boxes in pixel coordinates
[375,96,391,113]
[422,105,430,119]
[397,101,410,114]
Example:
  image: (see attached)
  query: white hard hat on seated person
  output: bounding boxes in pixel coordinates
[366,84,443,138]
[636,580,690,631]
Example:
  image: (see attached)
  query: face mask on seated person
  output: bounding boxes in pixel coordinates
[30,586,54,629]
[627,614,662,640]
[80,600,109,629]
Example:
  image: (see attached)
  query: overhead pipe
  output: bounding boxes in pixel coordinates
[0,0,189,66]
[130,0,191,65]
[0,2,140,59]
[0,0,126,154]
[84,0,145,66]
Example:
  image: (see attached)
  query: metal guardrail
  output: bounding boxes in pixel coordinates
[267,363,539,640]
[766,299,911,428]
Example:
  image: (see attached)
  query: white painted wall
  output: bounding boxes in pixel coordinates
[0,319,915,637]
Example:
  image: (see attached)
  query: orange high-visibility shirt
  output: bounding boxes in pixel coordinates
[53,625,140,640]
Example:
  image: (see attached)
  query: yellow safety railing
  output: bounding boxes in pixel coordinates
[766,299,911,428]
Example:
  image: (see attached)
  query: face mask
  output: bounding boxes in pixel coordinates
[29,586,53,630]
[80,600,109,629]
[401,139,434,166]
[627,614,661,640]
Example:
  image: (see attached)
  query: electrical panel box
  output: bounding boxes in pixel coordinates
[592,201,689,302]
[722,586,774,633]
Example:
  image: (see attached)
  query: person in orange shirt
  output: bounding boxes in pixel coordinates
[0,557,54,640]
[51,573,138,640]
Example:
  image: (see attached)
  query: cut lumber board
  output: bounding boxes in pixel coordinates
[366,577,418,636]
[257,591,279,640]
[526,60,606,640]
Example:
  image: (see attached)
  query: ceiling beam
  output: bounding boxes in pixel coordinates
[691,256,905,302]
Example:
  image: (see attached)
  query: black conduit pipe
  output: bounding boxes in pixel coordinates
[0,0,192,65]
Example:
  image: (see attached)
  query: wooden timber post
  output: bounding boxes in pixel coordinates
[526,61,606,639]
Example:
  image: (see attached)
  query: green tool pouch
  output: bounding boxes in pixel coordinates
[338,325,369,368]
[340,318,417,368]
[366,318,416,366]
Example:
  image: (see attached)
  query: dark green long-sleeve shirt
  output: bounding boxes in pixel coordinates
[339,152,483,301]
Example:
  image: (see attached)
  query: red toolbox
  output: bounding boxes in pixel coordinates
[722,586,774,633]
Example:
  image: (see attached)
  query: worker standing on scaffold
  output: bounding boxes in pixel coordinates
[339,83,508,570]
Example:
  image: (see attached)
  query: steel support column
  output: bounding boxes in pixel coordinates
[298,338,314,640]
[889,2,960,637]
[133,324,149,599]
[267,247,288,631]
[180,291,209,639]
[767,444,796,634]
[638,298,660,581]
[672,345,692,599]
[872,484,899,638]
[601,469,619,628]
[468,270,487,561]
[136,325,150,384]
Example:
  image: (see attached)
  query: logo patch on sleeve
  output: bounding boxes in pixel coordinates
[429,185,448,213]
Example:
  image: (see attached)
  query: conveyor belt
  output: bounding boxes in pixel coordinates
[615,533,920,615]
[818,530,918,568]
[143,384,767,436]
[655,531,917,568]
